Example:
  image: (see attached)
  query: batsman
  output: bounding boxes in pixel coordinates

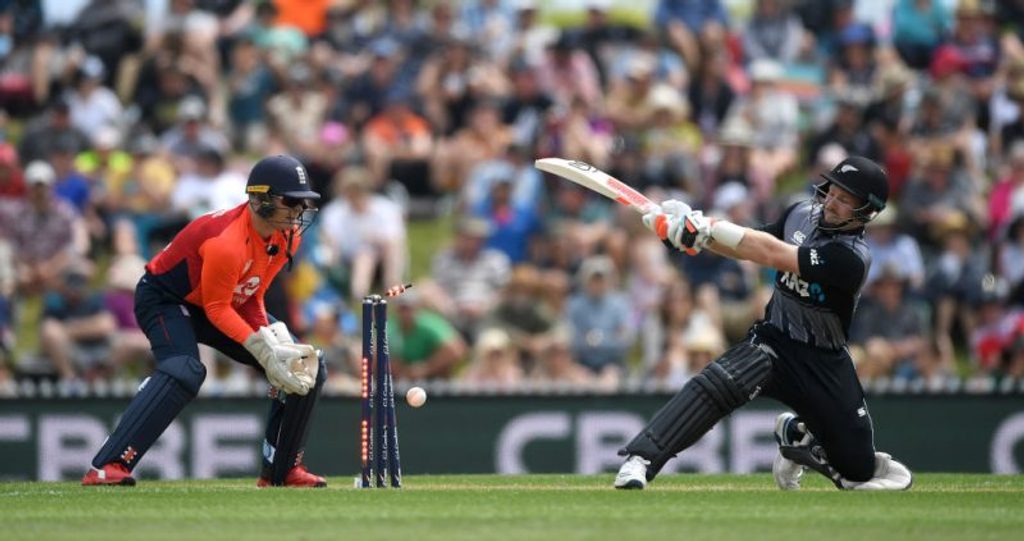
[83,155,329,487]
[616,156,912,491]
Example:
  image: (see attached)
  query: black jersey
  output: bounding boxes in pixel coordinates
[757,200,872,350]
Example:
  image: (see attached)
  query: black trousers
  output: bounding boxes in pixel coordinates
[754,323,877,481]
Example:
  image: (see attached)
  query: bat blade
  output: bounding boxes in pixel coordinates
[535,158,659,214]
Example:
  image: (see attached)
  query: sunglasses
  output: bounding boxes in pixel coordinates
[278,196,311,210]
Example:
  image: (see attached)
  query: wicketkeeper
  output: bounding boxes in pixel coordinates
[616,156,913,491]
[83,155,329,487]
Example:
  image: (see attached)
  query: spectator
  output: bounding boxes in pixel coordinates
[160,96,230,170]
[485,264,558,366]
[724,59,799,198]
[864,207,926,291]
[104,254,152,375]
[998,214,1024,293]
[18,98,92,164]
[988,141,1024,240]
[528,326,596,386]
[893,0,953,70]
[170,146,247,220]
[318,166,407,301]
[460,327,525,387]
[808,90,882,166]
[39,266,117,383]
[898,144,983,251]
[654,0,729,70]
[969,274,1024,378]
[433,99,513,194]
[645,277,718,386]
[0,160,83,295]
[743,0,806,66]
[416,36,508,135]
[265,63,328,156]
[362,89,434,194]
[226,36,275,152]
[850,264,932,380]
[427,217,511,337]
[501,60,555,150]
[387,290,466,381]
[565,255,633,382]
[66,56,124,141]
[535,32,602,111]
[0,143,25,200]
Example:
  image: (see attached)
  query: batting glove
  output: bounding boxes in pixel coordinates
[668,210,712,255]
[641,199,691,240]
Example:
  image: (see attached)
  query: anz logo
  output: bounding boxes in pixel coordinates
[779,272,826,303]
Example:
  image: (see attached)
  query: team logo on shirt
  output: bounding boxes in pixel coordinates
[792,231,805,245]
[233,276,261,304]
[779,272,826,303]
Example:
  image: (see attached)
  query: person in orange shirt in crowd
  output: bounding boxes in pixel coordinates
[83,155,328,487]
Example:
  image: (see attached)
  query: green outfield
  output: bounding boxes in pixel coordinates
[2,474,1021,541]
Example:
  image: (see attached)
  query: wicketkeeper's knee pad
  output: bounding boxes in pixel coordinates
[155,354,207,396]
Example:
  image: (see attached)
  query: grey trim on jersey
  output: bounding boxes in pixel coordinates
[764,200,872,350]
[766,294,848,348]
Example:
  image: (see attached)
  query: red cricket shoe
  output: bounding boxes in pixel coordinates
[257,464,327,488]
[82,463,136,486]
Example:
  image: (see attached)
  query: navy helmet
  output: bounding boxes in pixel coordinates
[246,154,321,202]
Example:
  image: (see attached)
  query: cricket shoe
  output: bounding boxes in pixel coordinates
[772,412,808,490]
[614,455,650,490]
[82,463,136,486]
[257,464,327,488]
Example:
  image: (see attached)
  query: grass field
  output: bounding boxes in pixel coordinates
[3,474,1022,541]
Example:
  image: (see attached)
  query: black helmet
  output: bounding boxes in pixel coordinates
[816,156,888,228]
[246,154,321,202]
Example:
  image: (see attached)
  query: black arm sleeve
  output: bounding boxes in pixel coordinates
[756,201,801,240]
[797,244,867,292]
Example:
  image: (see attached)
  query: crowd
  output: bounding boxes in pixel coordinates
[1,0,1023,396]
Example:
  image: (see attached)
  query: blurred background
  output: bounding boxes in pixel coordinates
[1,0,1024,480]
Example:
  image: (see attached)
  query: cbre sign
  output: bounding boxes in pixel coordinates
[1,395,1023,480]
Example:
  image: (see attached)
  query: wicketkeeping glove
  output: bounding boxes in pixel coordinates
[243,327,314,395]
[266,321,320,381]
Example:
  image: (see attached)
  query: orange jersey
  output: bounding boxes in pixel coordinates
[146,203,300,344]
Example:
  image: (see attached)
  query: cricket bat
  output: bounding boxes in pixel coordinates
[534,158,660,214]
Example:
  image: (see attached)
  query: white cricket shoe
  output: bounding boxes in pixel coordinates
[773,452,805,490]
[773,412,808,490]
[614,455,650,490]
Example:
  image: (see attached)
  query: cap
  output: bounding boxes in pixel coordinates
[749,59,783,83]
[25,160,56,185]
[334,165,374,192]
[457,217,492,237]
[93,125,122,150]
[712,182,749,213]
[577,255,615,282]
[79,56,105,80]
[177,96,207,121]
[246,154,321,201]
[476,328,511,353]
